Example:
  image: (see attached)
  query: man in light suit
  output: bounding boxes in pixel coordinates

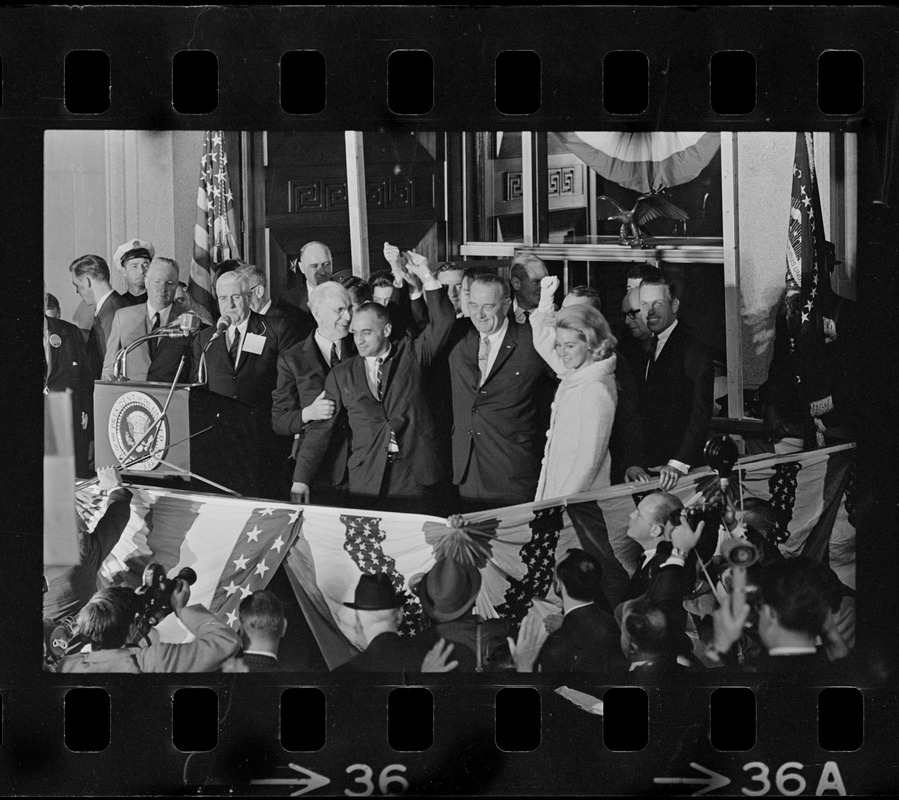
[101,257,195,383]
[190,270,300,499]
[272,282,354,507]
[637,274,714,491]
[69,254,128,379]
[274,241,333,340]
[292,254,454,514]
[448,273,555,510]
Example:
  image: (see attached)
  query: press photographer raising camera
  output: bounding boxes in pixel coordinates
[706,556,847,678]
[53,576,241,673]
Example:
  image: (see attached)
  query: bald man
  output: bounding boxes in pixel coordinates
[275,241,334,340]
[101,257,195,382]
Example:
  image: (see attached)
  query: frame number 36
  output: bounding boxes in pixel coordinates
[345,764,409,796]
[743,762,846,796]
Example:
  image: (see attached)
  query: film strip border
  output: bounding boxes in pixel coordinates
[1,684,894,794]
[0,7,894,129]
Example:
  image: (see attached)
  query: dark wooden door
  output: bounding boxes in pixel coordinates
[258,131,445,302]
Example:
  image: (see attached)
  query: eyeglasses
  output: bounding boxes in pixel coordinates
[625,309,641,320]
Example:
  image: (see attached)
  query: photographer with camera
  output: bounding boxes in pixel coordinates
[53,573,241,673]
[706,555,846,679]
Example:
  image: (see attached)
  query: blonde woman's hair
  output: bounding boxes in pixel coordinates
[555,304,617,362]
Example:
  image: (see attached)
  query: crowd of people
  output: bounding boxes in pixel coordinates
[43,237,855,678]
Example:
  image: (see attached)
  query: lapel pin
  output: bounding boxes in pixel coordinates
[49,334,62,348]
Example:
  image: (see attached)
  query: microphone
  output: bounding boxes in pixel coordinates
[157,312,203,338]
[198,315,232,385]
[208,315,232,343]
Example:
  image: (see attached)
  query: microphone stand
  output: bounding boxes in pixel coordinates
[197,326,226,385]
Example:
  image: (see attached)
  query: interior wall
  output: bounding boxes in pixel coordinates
[44,130,207,325]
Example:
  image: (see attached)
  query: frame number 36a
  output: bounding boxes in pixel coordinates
[345,764,409,796]
[742,762,846,796]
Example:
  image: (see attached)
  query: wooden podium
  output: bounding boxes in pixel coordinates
[94,380,261,496]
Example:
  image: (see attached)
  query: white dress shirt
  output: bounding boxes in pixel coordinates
[363,346,398,452]
[479,318,509,379]
[146,302,172,329]
[227,317,250,362]
[94,288,115,317]
[314,331,342,366]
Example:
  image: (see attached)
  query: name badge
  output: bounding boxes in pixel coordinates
[242,332,266,355]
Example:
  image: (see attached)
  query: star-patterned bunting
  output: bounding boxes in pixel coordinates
[210,505,304,628]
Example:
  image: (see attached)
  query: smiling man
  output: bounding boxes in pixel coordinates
[292,253,454,513]
[272,281,355,507]
[637,275,714,491]
[448,272,555,510]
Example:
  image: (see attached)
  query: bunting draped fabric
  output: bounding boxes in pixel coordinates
[189,130,241,317]
[82,443,854,669]
[551,132,721,194]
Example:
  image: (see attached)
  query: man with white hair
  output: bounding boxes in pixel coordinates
[272,281,355,506]
[190,270,299,499]
[101,257,194,382]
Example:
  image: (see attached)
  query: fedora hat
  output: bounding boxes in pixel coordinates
[344,573,406,610]
[413,558,482,623]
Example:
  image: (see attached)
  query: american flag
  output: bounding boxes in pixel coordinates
[189,130,241,317]
[785,132,835,444]
[93,487,302,642]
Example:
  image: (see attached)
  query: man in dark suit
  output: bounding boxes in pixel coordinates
[272,281,354,507]
[101,258,196,382]
[44,299,95,478]
[275,240,333,340]
[190,270,300,499]
[637,275,714,491]
[235,262,300,336]
[707,556,842,680]
[293,254,454,513]
[235,590,286,672]
[69,254,128,379]
[535,549,627,675]
[331,574,433,674]
[449,273,555,510]
[509,252,548,324]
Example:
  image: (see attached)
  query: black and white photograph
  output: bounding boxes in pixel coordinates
[5,4,899,796]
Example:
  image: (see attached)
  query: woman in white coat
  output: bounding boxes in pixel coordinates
[532,276,618,501]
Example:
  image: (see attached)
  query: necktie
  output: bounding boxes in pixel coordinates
[645,334,659,380]
[478,335,491,386]
[330,342,339,369]
[523,310,530,324]
[376,356,386,401]
[229,328,241,366]
[149,312,160,358]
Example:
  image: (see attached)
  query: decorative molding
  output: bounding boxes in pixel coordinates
[505,166,577,201]
[289,177,429,212]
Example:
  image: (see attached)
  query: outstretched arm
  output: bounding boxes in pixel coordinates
[532,275,564,374]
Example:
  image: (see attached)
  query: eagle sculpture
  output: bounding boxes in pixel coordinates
[598,190,690,247]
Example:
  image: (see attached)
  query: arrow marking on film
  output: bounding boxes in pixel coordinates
[250,764,331,797]
[654,762,731,796]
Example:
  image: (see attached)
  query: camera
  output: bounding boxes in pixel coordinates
[132,563,197,636]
